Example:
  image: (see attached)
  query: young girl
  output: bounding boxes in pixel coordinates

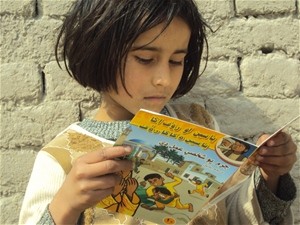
[19,0,297,225]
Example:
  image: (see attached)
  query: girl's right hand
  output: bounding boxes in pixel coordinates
[49,146,133,225]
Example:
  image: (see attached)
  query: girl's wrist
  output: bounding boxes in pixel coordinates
[259,168,279,194]
[49,197,82,225]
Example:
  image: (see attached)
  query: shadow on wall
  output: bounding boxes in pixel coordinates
[175,74,300,223]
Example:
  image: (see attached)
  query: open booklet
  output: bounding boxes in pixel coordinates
[111,109,298,225]
[42,108,298,225]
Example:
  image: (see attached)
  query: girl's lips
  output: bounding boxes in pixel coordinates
[144,96,166,103]
[144,96,166,100]
[144,95,166,99]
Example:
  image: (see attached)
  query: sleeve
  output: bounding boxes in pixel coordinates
[254,169,296,225]
[19,151,66,225]
[224,169,294,225]
[36,206,55,225]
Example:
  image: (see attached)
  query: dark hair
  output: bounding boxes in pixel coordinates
[56,0,209,98]
[231,137,250,152]
[153,186,171,195]
[144,173,162,181]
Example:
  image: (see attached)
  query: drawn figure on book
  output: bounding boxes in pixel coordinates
[96,170,140,216]
[141,172,193,212]
[188,179,209,198]
[96,170,194,225]
[110,113,258,224]
[216,136,254,166]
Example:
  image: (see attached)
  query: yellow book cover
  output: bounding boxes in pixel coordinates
[113,109,258,224]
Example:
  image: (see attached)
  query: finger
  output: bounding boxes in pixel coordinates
[256,153,296,167]
[78,159,133,178]
[77,146,132,164]
[81,188,114,206]
[258,140,297,156]
[257,132,291,147]
[91,187,119,204]
[257,133,270,146]
[265,132,291,147]
[259,164,285,176]
[259,161,294,176]
[75,173,120,193]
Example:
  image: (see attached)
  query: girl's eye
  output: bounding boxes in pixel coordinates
[135,56,153,64]
[169,60,183,66]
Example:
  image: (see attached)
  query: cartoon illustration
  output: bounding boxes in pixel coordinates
[218,137,251,162]
[96,170,140,216]
[188,179,209,198]
[142,172,193,212]
[151,186,181,210]
[163,217,177,225]
[135,181,156,208]
[132,157,150,174]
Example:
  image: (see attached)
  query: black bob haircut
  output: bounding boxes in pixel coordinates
[56,0,209,98]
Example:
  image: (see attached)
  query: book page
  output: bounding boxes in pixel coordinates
[240,114,300,175]
[113,109,259,224]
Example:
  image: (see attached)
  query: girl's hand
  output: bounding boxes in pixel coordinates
[49,146,133,225]
[255,132,297,193]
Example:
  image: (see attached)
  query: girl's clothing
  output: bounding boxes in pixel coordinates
[19,103,296,225]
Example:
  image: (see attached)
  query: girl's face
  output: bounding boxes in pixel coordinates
[96,17,191,121]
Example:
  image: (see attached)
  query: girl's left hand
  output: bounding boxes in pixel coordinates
[256,132,297,193]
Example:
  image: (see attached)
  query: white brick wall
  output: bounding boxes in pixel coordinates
[0,0,299,224]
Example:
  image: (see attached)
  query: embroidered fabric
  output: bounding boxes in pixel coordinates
[79,119,130,141]
[37,205,55,225]
[79,107,170,141]
[254,169,296,225]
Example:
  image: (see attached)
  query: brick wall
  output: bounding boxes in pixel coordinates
[0,0,299,224]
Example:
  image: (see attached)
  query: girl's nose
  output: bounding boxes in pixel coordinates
[152,64,171,87]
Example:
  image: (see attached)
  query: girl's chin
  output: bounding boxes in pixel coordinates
[137,106,165,114]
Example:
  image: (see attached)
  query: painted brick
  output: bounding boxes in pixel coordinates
[193,60,241,97]
[0,63,42,106]
[207,17,299,58]
[236,0,295,15]
[195,0,233,24]
[1,16,62,64]
[205,97,299,137]
[0,0,36,18]
[241,54,299,98]
[40,0,76,17]
[0,101,79,149]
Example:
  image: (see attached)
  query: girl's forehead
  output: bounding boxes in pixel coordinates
[132,17,190,50]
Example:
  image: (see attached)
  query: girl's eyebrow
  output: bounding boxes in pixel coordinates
[131,46,188,54]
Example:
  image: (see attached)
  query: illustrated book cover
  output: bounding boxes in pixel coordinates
[42,108,298,225]
[111,109,260,225]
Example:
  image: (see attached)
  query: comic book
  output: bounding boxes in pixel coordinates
[42,108,298,225]
[111,109,261,225]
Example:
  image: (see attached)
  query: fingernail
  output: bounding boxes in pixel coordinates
[124,146,132,153]
[268,140,275,146]
[259,148,266,154]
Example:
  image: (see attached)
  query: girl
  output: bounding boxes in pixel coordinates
[19,0,297,225]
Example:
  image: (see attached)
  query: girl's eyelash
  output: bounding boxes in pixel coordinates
[169,60,183,65]
[135,56,183,66]
[135,56,152,64]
